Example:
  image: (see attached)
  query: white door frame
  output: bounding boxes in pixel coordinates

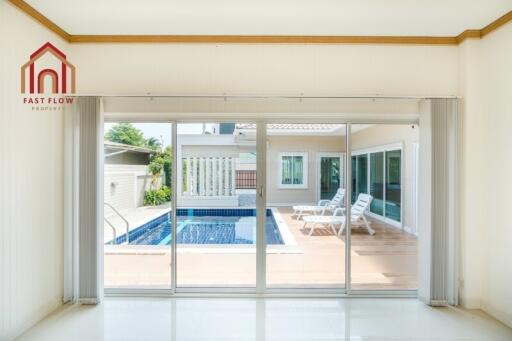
[101,117,418,297]
[316,152,345,202]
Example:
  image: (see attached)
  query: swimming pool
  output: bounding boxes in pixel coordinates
[108,208,285,245]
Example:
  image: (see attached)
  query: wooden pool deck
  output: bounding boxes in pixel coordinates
[104,207,417,290]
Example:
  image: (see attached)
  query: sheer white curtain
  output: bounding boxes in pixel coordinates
[64,96,103,304]
[418,98,460,306]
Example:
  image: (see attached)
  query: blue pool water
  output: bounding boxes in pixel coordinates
[109,209,284,245]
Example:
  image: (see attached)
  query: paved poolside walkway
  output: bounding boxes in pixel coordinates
[104,203,171,243]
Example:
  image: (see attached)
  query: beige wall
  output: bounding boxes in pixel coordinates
[70,44,458,97]
[458,23,512,326]
[0,2,66,340]
[266,136,345,205]
[351,124,419,232]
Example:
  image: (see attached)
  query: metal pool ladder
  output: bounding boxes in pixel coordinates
[104,202,130,245]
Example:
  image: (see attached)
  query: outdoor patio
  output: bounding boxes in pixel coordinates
[104,206,417,290]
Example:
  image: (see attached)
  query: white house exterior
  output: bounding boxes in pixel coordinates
[104,141,162,212]
[176,123,418,233]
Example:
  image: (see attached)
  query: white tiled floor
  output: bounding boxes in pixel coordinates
[17,298,512,341]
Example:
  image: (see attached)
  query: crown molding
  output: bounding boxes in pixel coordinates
[8,0,512,45]
[480,10,512,37]
[68,35,458,44]
[9,0,70,41]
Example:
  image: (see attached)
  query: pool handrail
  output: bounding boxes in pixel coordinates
[104,202,130,244]
[104,217,117,244]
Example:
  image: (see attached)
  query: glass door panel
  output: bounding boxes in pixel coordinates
[351,154,367,204]
[176,122,256,288]
[350,124,417,290]
[103,122,173,289]
[351,156,357,203]
[385,150,402,222]
[319,155,342,200]
[266,124,346,289]
[369,152,384,215]
[355,155,368,203]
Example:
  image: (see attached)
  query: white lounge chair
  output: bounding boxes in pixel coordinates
[302,207,345,236]
[302,193,375,236]
[292,188,345,219]
[337,193,375,236]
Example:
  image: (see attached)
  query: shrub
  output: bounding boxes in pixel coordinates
[159,185,171,201]
[144,185,171,206]
[163,158,172,188]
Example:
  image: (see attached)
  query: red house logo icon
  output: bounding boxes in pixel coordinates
[20,42,75,94]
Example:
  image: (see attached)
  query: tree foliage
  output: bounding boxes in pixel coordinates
[105,123,174,206]
[146,137,162,150]
[105,123,146,146]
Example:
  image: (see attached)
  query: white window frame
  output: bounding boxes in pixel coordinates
[277,152,308,189]
[351,142,404,228]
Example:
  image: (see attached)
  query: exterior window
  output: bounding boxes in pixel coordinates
[369,152,384,215]
[351,146,402,223]
[279,152,308,188]
[385,150,402,221]
[351,154,367,203]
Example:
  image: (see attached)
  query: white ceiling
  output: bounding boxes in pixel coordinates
[25,0,512,36]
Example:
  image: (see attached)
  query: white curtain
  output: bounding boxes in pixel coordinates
[418,98,460,306]
[64,96,103,304]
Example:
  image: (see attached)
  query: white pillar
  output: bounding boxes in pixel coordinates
[205,158,211,196]
[213,158,218,196]
[224,157,230,196]
[199,157,205,196]
[186,157,192,196]
[231,157,236,196]
[218,157,224,196]
[192,157,198,195]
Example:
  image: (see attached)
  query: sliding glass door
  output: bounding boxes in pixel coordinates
[265,123,347,290]
[176,122,257,289]
[349,124,417,290]
[102,119,418,293]
[103,122,173,289]
[369,152,384,216]
[385,150,402,222]
[318,154,343,200]
[351,149,402,224]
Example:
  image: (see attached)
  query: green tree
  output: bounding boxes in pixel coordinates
[162,146,172,188]
[146,137,162,151]
[144,148,172,206]
[105,123,145,146]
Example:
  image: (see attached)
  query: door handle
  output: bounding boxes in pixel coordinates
[258,185,264,198]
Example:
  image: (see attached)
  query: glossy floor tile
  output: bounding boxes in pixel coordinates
[16,298,512,341]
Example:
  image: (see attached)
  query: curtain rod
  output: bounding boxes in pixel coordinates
[66,94,459,100]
